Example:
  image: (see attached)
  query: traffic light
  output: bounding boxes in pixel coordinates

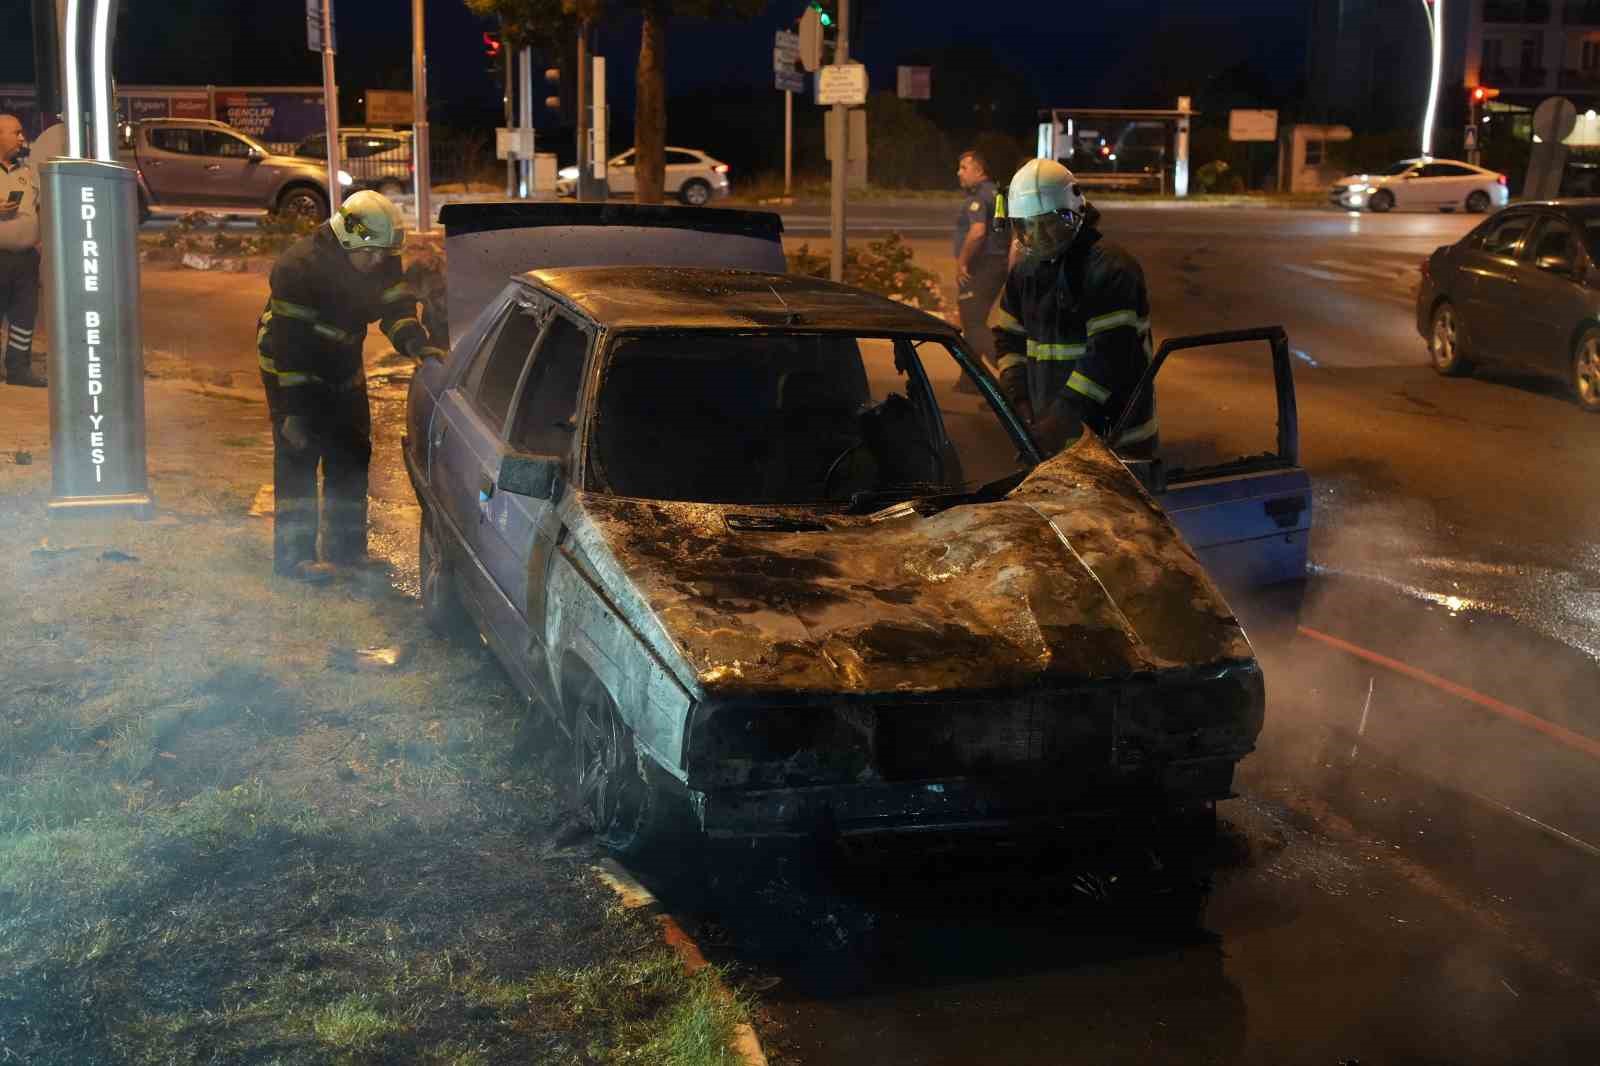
[483,31,503,74]
[1471,86,1500,103]
[808,1,834,29]
[543,67,561,113]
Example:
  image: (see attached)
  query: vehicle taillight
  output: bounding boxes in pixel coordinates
[714,164,729,174]
[1498,174,1508,186]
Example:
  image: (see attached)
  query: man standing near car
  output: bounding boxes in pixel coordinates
[257,189,445,582]
[953,149,1010,385]
[992,158,1157,458]
[0,114,47,388]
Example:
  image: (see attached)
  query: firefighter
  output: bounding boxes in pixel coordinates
[991,158,1158,459]
[257,190,444,582]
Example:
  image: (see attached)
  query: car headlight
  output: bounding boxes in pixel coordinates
[557,165,578,180]
[337,170,352,187]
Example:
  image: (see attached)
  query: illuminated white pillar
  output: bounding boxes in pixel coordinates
[1421,0,1443,159]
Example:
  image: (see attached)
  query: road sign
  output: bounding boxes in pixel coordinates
[365,89,413,124]
[1464,125,1478,150]
[1228,109,1278,142]
[817,63,867,107]
[797,7,823,72]
[306,0,335,53]
[774,30,799,67]
[1533,96,1577,143]
[896,66,930,100]
[776,70,807,94]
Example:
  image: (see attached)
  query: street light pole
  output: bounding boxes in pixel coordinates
[1420,0,1443,159]
[828,0,850,282]
[411,0,432,231]
[319,0,343,208]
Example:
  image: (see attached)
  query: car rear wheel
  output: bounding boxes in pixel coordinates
[570,676,694,856]
[1465,190,1490,213]
[1368,189,1394,213]
[278,185,329,221]
[1430,302,1472,377]
[420,505,474,641]
[1573,328,1600,413]
[679,179,712,206]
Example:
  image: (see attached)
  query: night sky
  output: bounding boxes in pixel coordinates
[0,0,1311,155]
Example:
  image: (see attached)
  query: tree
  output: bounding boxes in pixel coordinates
[625,0,765,204]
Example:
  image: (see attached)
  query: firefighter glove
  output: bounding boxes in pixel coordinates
[280,415,314,453]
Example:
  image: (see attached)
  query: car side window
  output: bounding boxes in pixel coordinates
[1430,164,1476,177]
[203,131,254,158]
[147,128,203,155]
[347,137,405,159]
[665,150,699,165]
[1416,164,1446,178]
[1480,214,1533,257]
[1524,217,1578,266]
[465,307,542,431]
[509,316,591,454]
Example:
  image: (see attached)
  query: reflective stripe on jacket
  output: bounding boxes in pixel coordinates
[992,226,1157,449]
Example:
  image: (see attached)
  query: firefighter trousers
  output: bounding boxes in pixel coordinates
[0,248,39,379]
[264,374,372,574]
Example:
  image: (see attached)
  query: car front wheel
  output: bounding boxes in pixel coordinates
[1465,190,1490,213]
[1368,189,1394,213]
[1431,301,1472,377]
[679,179,712,206]
[1573,328,1600,412]
[570,676,693,856]
[278,186,329,221]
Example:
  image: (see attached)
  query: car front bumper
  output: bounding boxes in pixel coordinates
[1330,186,1376,209]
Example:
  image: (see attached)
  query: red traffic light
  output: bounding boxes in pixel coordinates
[483,31,503,58]
[1472,86,1500,101]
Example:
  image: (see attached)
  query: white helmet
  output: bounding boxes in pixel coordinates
[1004,158,1086,220]
[330,189,406,254]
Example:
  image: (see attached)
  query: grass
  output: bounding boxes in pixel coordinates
[0,451,750,1065]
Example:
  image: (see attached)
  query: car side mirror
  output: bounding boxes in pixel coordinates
[247,147,264,163]
[498,451,563,500]
[1536,253,1575,275]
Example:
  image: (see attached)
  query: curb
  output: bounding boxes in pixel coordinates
[592,859,769,1066]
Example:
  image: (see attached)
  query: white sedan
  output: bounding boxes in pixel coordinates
[1330,158,1509,214]
[557,146,731,205]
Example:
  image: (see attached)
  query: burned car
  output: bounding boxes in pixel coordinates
[403,203,1309,853]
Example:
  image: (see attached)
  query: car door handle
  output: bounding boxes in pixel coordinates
[1264,495,1308,529]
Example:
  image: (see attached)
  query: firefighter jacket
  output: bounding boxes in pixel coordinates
[256,224,431,415]
[991,222,1157,451]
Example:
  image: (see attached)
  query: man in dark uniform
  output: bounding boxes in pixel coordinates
[992,158,1158,459]
[0,113,46,387]
[257,190,444,581]
[953,149,1010,384]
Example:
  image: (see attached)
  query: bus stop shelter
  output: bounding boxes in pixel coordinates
[1036,100,1195,197]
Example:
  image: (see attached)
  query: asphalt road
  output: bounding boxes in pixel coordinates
[134,203,1600,1063]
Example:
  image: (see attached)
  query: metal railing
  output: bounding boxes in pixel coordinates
[1559,67,1600,88]
[1482,64,1552,87]
[1485,0,1552,22]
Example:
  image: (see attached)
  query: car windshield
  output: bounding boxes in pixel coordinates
[589,331,1029,507]
[1380,161,1417,176]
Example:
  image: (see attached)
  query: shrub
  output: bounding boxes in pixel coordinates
[787,232,945,313]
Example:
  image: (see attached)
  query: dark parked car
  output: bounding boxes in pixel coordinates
[404,202,1311,853]
[1419,200,1600,411]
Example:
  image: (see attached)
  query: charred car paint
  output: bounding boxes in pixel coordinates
[403,203,1304,852]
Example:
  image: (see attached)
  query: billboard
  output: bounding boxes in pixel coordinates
[214,90,327,144]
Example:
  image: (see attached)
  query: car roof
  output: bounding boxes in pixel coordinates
[520,266,957,334]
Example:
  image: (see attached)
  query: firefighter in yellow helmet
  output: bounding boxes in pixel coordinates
[991,159,1158,458]
[257,190,446,582]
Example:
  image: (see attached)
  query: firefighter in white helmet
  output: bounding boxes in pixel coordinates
[991,158,1158,458]
[256,190,446,582]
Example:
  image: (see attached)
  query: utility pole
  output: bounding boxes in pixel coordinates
[411,0,432,230]
[785,90,793,198]
[504,44,515,196]
[576,24,590,201]
[829,0,850,282]
[519,44,534,196]
[319,0,342,210]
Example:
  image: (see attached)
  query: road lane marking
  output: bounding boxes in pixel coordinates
[1280,263,1368,283]
[1297,625,1600,763]
[1312,258,1412,281]
[1351,677,1374,759]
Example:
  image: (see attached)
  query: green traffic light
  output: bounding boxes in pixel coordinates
[809,1,833,27]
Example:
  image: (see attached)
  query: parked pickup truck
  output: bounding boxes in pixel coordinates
[119,118,333,223]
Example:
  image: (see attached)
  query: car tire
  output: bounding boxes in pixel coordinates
[420,505,475,642]
[1572,327,1600,413]
[1465,190,1491,213]
[377,180,406,197]
[679,179,712,207]
[278,185,329,221]
[1367,189,1394,213]
[1430,301,1472,377]
[570,675,695,857]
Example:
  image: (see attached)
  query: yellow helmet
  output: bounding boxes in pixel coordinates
[330,189,405,254]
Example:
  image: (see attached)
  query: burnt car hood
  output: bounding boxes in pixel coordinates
[575,434,1253,697]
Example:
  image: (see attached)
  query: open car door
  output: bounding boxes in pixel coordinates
[1110,326,1311,590]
